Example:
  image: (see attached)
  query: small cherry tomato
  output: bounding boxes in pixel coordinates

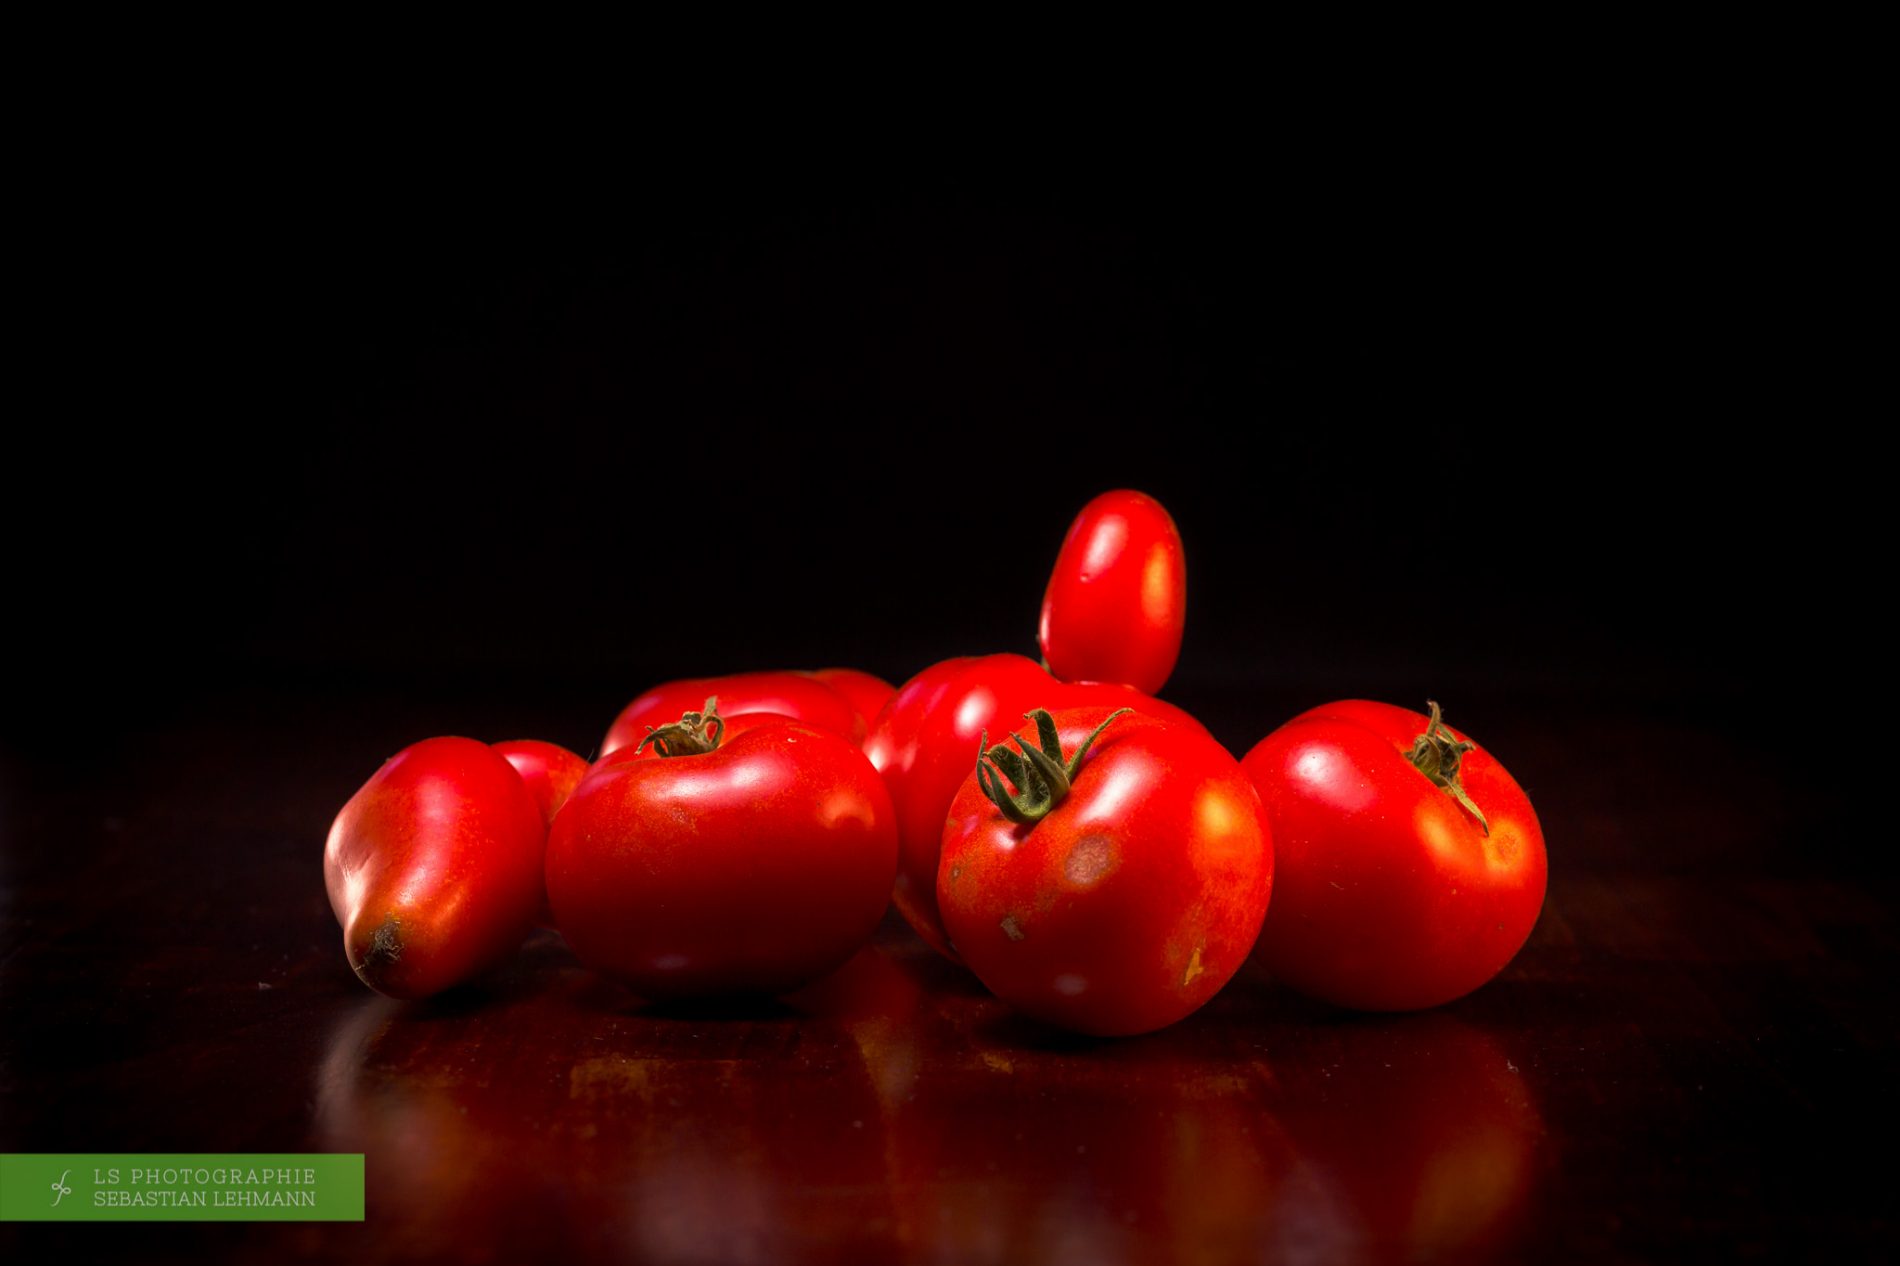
[865,652,1208,962]
[601,670,862,756]
[324,736,546,999]
[547,706,898,998]
[1240,700,1547,1011]
[1039,489,1186,695]
[938,706,1272,1035]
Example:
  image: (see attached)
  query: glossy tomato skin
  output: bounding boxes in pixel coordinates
[546,721,898,998]
[493,739,588,824]
[492,739,588,927]
[1039,489,1186,696]
[937,707,1272,1036]
[601,670,862,756]
[1240,700,1547,1011]
[864,652,1208,962]
[324,736,546,999]
[807,667,896,741]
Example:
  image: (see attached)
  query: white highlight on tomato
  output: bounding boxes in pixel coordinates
[1079,513,1128,580]
[1072,762,1143,827]
[956,687,997,737]
[1293,741,1378,813]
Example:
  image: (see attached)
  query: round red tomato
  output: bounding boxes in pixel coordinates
[937,706,1272,1035]
[547,709,898,998]
[865,652,1208,963]
[325,736,546,999]
[600,670,862,757]
[1039,489,1186,695]
[1240,700,1547,1011]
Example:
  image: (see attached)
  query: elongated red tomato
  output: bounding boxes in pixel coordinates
[1241,700,1547,1011]
[1039,489,1186,695]
[324,736,546,999]
[938,706,1272,1035]
[601,670,862,756]
[548,712,898,998]
[865,652,1207,962]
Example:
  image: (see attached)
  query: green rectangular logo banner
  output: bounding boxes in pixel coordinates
[1,1154,364,1221]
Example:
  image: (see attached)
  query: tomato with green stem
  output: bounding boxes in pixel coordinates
[938,705,1272,1035]
[865,652,1208,962]
[549,702,898,998]
[1240,700,1547,1011]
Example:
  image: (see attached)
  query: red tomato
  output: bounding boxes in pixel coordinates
[806,667,896,740]
[937,706,1272,1035]
[492,739,588,824]
[601,670,862,755]
[1039,489,1186,695]
[1240,700,1547,1010]
[324,736,546,999]
[547,709,898,998]
[492,738,588,927]
[864,652,1208,962]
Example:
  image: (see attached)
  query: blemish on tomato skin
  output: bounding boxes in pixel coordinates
[1483,825,1522,867]
[1064,834,1116,886]
[353,912,403,989]
[367,913,402,962]
[1182,943,1205,988]
[1000,914,1025,941]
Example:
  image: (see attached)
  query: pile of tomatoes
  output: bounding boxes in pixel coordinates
[325,491,1547,1033]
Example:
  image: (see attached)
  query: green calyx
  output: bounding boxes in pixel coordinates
[1406,699,1489,835]
[636,697,726,758]
[974,707,1131,825]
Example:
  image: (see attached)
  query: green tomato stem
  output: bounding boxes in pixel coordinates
[1405,699,1489,834]
[973,707,1131,824]
[636,697,726,758]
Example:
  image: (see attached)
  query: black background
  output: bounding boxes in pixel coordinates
[1,95,1892,1266]
[6,136,1871,862]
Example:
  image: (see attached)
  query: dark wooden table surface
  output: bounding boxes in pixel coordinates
[2,682,1890,1263]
